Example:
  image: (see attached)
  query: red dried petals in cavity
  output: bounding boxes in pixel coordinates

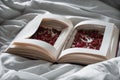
[31,26,61,45]
[72,29,103,50]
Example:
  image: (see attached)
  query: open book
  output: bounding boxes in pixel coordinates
[5,13,119,65]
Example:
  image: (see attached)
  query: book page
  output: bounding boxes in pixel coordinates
[7,39,57,62]
[107,24,119,58]
[59,20,116,61]
[28,13,73,59]
[6,13,73,61]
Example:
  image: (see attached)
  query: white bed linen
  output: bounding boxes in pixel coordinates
[0,0,120,80]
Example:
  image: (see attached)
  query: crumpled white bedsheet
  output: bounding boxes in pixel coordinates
[0,0,120,80]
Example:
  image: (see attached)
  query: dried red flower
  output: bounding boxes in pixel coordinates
[31,26,61,45]
[72,29,103,50]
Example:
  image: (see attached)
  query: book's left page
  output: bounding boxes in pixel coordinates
[5,13,73,62]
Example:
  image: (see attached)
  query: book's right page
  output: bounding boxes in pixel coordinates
[58,20,119,64]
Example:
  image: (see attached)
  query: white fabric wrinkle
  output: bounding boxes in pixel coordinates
[1,70,48,80]
[41,64,80,80]
[2,20,27,27]
[15,13,40,22]
[21,64,51,75]
[1,0,28,11]
[55,65,83,80]
[0,4,21,19]
[0,0,120,80]
[0,57,4,78]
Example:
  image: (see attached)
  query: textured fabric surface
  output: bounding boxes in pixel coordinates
[0,0,120,80]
